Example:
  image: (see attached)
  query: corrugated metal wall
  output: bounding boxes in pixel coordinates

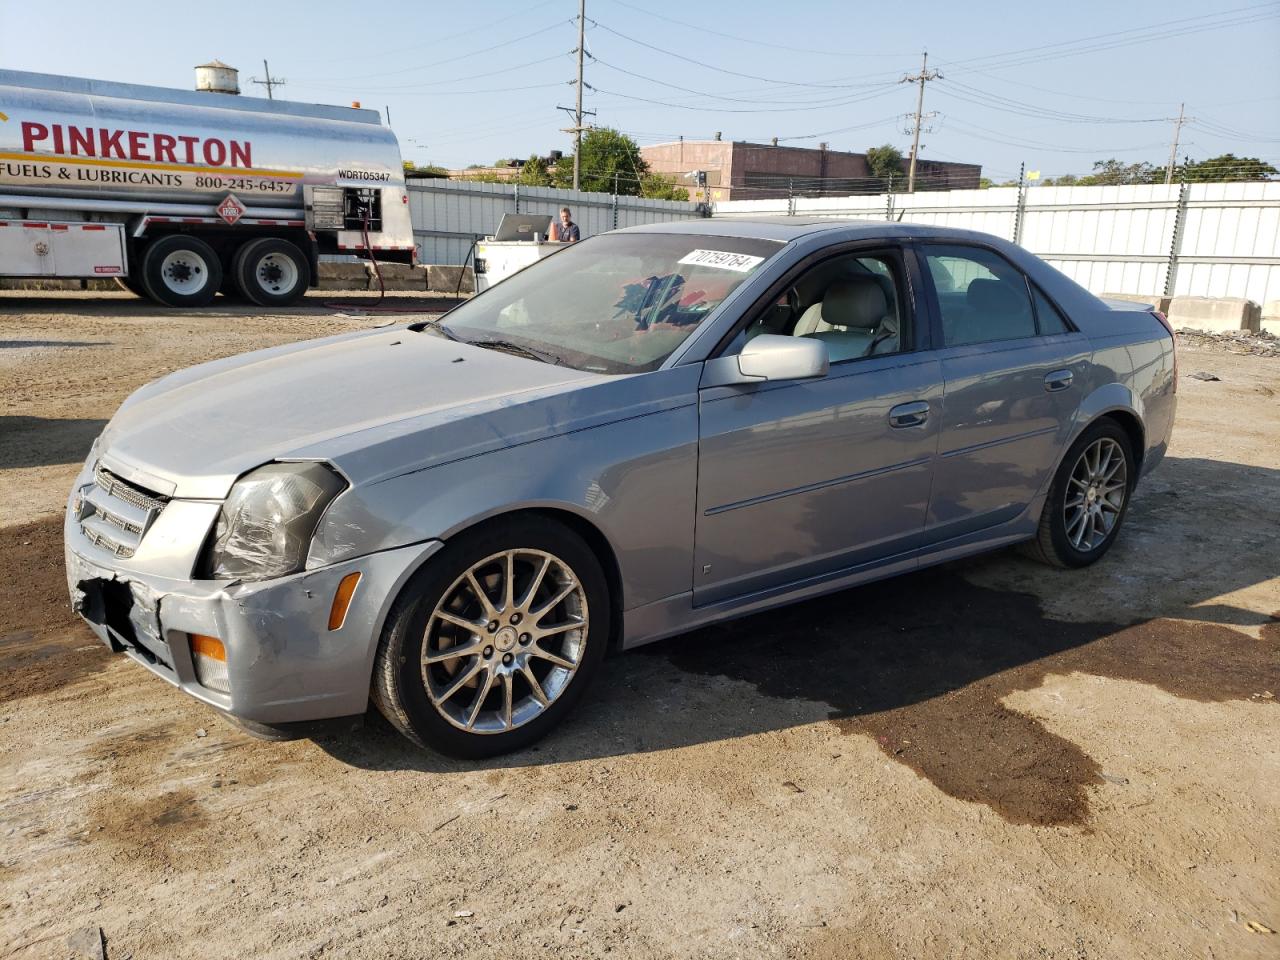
[714,181,1280,306]
[407,179,704,266]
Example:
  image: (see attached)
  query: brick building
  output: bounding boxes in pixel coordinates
[640,138,981,201]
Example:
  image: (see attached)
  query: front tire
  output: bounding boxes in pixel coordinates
[372,517,610,758]
[140,235,222,307]
[1029,419,1135,568]
[232,237,310,307]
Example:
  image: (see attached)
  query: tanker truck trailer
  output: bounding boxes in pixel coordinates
[0,69,415,307]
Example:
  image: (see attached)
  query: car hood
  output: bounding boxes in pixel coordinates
[97,326,604,499]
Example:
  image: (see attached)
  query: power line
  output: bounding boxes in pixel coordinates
[942,2,1280,74]
[293,53,573,94]
[939,79,1168,124]
[291,0,565,64]
[942,117,1170,154]
[586,83,902,114]
[1190,117,1280,143]
[607,0,913,59]
[304,19,575,82]
[588,19,904,90]
[587,56,893,107]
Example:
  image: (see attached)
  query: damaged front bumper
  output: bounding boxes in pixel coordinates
[63,462,442,725]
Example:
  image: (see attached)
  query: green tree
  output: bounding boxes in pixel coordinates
[1177,154,1279,182]
[640,172,689,201]
[403,161,449,178]
[1077,159,1158,186]
[865,144,904,186]
[517,155,553,187]
[553,127,649,195]
[456,170,507,183]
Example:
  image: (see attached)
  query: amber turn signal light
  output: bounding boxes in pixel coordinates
[190,634,226,662]
[328,572,362,631]
[189,634,230,694]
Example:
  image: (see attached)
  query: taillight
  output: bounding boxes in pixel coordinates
[1153,311,1177,387]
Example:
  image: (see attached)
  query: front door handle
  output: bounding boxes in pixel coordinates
[1044,369,1074,392]
[889,400,930,428]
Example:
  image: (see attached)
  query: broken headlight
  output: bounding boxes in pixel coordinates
[206,462,346,581]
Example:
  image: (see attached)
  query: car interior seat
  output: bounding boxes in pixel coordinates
[963,277,1034,342]
[794,275,900,361]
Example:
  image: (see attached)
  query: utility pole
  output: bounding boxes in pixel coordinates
[1165,103,1191,185]
[901,51,941,193]
[574,0,585,190]
[557,0,595,191]
[251,59,285,100]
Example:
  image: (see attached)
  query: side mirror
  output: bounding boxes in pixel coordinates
[732,334,829,383]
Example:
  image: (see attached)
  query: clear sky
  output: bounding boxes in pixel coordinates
[3,0,1277,183]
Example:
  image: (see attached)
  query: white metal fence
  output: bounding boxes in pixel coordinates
[407,179,704,266]
[714,181,1280,308]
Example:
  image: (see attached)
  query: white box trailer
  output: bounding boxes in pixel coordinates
[0,69,415,306]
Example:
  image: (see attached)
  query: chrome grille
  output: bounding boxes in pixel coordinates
[82,523,137,558]
[94,465,167,513]
[78,465,169,559]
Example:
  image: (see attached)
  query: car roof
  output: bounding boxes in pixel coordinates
[615,217,983,243]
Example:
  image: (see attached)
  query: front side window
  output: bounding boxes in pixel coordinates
[923,244,1037,347]
[439,233,783,374]
[727,251,908,363]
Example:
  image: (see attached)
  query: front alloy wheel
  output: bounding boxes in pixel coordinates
[424,549,588,734]
[372,517,609,757]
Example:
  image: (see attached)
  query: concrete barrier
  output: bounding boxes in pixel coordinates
[1264,300,1280,337]
[316,261,430,291]
[1167,296,1261,334]
[1101,292,1172,314]
[427,265,476,294]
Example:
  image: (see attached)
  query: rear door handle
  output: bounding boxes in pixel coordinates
[889,400,929,428]
[1044,369,1074,392]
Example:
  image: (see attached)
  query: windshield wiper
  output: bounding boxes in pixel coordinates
[469,338,564,366]
[407,316,462,341]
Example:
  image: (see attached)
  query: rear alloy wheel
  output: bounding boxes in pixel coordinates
[233,237,310,307]
[1030,419,1135,568]
[372,518,609,758]
[140,235,221,307]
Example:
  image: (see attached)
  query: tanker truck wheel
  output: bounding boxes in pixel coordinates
[233,237,310,307]
[141,235,222,308]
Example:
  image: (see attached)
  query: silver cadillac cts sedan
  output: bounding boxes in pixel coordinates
[65,220,1176,757]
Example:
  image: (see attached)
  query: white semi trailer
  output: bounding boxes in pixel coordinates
[0,69,415,307]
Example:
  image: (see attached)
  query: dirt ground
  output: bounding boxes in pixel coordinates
[1,290,1277,960]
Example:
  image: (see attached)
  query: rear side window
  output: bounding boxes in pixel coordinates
[1030,284,1071,334]
[923,245,1037,347]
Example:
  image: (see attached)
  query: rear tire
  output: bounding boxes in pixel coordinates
[372,517,610,758]
[1029,418,1135,568]
[140,235,221,307]
[233,237,310,307]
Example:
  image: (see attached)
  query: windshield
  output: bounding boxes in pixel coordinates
[439,232,783,374]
